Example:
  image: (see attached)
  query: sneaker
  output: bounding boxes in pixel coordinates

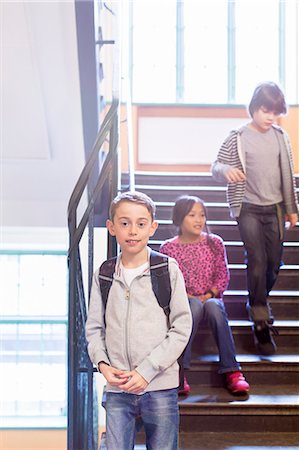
[178,376,190,396]
[226,371,250,395]
[253,321,277,355]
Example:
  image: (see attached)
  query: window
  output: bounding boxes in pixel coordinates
[132,1,177,102]
[234,0,279,103]
[129,0,299,104]
[0,251,68,427]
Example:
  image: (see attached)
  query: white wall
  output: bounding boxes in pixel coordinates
[1,1,85,227]
[138,116,247,165]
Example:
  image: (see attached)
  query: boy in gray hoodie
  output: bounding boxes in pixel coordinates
[86,191,192,450]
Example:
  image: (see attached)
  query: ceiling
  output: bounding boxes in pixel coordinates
[1,1,86,227]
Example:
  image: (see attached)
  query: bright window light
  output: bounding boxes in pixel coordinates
[0,252,68,427]
[128,0,298,105]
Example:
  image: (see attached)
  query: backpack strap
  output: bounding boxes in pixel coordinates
[99,256,117,308]
[98,251,172,317]
[150,250,172,318]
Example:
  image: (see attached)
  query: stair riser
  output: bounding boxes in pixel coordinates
[179,414,299,433]
[155,224,299,242]
[123,175,226,187]
[191,332,299,354]
[224,300,299,320]
[186,369,299,386]
[141,189,228,203]
[122,172,299,188]
[228,269,299,290]
[156,206,231,221]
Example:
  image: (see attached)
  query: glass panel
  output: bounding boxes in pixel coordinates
[0,253,68,424]
[0,253,67,316]
[132,0,176,102]
[0,323,67,417]
[184,0,228,103]
[235,0,280,104]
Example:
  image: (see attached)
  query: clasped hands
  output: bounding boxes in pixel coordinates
[99,362,148,394]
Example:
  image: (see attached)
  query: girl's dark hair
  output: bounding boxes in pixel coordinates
[172,195,216,252]
[248,82,287,117]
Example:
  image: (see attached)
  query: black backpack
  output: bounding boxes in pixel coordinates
[98,249,184,388]
[99,250,171,317]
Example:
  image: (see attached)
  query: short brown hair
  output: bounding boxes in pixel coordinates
[248,82,287,117]
[109,191,156,221]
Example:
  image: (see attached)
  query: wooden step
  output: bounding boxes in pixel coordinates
[187,355,299,386]
[135,184,228,203]
[155,201,232,221]
[192,320,299,355]
[102,430,299,449]
[122,171,299,188]
[179,384,299,433]
[155,220,299,242]
[102,430,299,450]
[122,171,226,187]
[223,291,299,320]
[228,264,299,291]
[178,431,299,450]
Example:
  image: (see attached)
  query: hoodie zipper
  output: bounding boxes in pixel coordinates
[124,287,132,370]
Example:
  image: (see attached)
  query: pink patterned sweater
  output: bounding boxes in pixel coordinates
[160,233,229,298]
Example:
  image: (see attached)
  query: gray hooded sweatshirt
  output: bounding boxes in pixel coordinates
[86,249,192,393]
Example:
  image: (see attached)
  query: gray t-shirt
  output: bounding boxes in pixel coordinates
[241,126,283,205]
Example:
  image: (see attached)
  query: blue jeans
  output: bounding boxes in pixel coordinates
[105,389,179,450]
[237,202,284,323]
[184,297,240,374]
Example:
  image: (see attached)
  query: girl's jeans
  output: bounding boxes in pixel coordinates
[105,389,179,450]
[184,297,240,374]
[237,202,284,323]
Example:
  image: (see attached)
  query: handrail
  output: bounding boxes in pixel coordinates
[67,95,119,450]
[68,97,119,222]
[68,97,119,255]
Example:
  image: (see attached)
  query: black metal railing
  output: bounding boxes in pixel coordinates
[67,97,119,450]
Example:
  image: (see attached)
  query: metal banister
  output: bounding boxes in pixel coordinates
[67,95,119,450]
[68,97,119,222]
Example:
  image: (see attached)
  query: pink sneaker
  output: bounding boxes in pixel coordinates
[179,376,191,396]
[226,371,250,395]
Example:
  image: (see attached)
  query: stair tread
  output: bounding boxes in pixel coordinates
[179,384,299,408]
[224,289,299,297]
[191,353,299,364]
[222,319,299,327]
[135,184,227,191]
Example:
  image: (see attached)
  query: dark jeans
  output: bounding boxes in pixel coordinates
[237,202,284,323]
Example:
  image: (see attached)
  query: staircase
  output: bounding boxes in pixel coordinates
[122,171,299,449]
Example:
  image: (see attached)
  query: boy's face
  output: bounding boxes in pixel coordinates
[251,106,280,133]
[107,201,158,258]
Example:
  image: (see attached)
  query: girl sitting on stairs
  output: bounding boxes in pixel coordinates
[160,195,250,396]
